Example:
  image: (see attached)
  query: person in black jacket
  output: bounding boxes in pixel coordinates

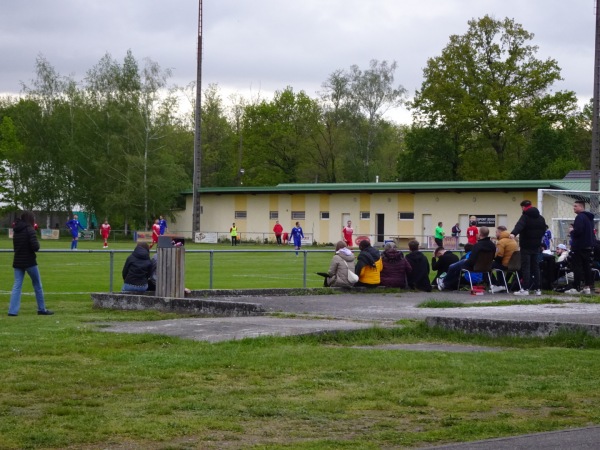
[431,247,459,286]
[509,200,547,295]
[405,240,432,292]
[565,200,596,294]
[8,211,53,316]
[122,243,153,292]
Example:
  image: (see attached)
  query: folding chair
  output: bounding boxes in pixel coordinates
[458,250,495,292]
[492,250,522,293]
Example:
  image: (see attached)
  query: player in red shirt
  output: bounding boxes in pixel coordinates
[151,219,160,248]
[342,220,354,247]
[100,218,111,248]
[466,221,479,245]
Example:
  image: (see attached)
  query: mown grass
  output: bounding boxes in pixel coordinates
[2,238,600,448]
[2,302,600,449]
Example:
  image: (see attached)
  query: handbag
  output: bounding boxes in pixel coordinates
[344,261,359,285]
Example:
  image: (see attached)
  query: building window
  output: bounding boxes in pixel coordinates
[360,211,370,220]
[291,211,305,220]
[398,212,414,220]
[269,211,278,220]
[234,211,247,219]
[320,211,330,220]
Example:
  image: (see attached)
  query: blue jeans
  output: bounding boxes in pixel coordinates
[9,266,47,315]
[122,283,148,292]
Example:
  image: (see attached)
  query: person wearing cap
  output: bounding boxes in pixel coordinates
[555,244,569,264]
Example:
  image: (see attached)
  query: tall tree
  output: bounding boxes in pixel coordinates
[242,87,321,185]
[411,15,578,176]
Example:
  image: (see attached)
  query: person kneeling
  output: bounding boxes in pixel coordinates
[122,243,153,292]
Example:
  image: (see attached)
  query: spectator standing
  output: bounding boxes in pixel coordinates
[354,240,382,287]
[434,222,445,247]
[121,243,153,292]
[290,222,304,256]
[8,211,53,316]
[66,214,85,250]
[230,223,238,246]
[431,247,459,286]
[565,200,595,294]
[466,221,479,245]
[273,220,284,245]
[380,242,412,288]
[159,215,168,235]
[405,240,432,292]
[342,220,354,247]
[100,218,111,249]
[451,223,461,237]
[509,200,547,295]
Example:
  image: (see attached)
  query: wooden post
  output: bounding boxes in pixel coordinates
[156,247,185,298]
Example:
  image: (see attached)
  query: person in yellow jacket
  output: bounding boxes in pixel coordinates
[229,223,238,246]
[354,239,382,287]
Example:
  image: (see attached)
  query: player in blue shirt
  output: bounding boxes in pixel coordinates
[66,214,85,250]
[159,215,168,235]
[290,222,304,256]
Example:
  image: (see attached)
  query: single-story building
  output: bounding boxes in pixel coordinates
[170,177,597,249]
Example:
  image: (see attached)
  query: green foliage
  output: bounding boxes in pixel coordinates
[409,15,581,180]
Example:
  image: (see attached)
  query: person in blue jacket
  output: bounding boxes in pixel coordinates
[66,214,85,250]
[159,215,168,235]
[290,221,304,256]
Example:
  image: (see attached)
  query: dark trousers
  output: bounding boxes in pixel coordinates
[520,248,541,291]
[435,238,443,247]
[490,261,507,286]
[443,259,468,289]
[231,236,237,246]
[571,248,593,289]
[275,235,282,245]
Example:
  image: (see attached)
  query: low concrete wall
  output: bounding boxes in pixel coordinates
[426,316,600,338]
[91,292,265,316]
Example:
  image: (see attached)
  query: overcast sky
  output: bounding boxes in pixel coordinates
[1,0,596,123]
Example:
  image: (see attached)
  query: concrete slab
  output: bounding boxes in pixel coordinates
[98,316,374,343]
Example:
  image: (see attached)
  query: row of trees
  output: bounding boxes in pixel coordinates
[0,15,592,229]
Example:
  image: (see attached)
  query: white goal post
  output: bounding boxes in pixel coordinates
[538,189,600,249]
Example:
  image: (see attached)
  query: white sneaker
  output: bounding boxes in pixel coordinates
[564,288,580,294]
[535,289,542,296]
[582,287,591,295]
[437,278,444,291]
[514,289,529,296]
[490,285,506,293]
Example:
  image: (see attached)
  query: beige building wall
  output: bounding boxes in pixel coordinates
[170,189,542,247]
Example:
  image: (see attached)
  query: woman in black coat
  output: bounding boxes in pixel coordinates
[122,243,153,292]
[8,211,53,316]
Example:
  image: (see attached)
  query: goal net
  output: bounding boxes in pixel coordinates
[538,189,600,249]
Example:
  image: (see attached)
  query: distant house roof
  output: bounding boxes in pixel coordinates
[182,179,585,195]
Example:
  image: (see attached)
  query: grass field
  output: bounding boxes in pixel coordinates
[2,237,600,449]
[0,238,343,292]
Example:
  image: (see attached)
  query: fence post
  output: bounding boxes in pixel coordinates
[303,250,307,288]
[209,250,214,289]
[109,251,114,293]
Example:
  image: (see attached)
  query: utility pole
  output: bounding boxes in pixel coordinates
[192,0,203,236]
[591,0,600,194]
